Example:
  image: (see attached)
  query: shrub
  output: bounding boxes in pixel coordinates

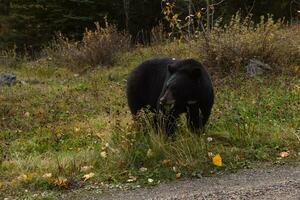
[0,45,27,67]
[44,22,131,71]
[199,14,300,74]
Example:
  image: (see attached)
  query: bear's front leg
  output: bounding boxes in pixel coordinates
[186,105,203,133]
[164,114,178,136]
[156,104,178,136]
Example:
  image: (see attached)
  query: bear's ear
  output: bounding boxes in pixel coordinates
[167,64,177,74]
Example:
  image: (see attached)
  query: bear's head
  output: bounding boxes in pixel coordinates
[159,59,205,107]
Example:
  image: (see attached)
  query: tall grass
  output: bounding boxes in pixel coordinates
[43,22,131,71]
[200,14,300,74]
[0,46,28,67]
[1,14,300,198]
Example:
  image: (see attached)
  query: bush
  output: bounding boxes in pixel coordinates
[44,22,131,71]
[199,14,300,74]
[0,46,27,67]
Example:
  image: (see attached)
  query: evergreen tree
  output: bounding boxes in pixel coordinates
[0,0,297,52]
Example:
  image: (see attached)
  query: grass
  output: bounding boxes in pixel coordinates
[1,14,300,197]
[42,23,131,71]
[0,44,299,199]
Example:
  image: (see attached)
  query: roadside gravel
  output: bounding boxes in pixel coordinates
[61,163,300,200]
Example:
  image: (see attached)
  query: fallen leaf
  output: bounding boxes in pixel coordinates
[212,154,223,167]
[279,151,289,158]
[100,151,107,158]
[42,173,52,178]
[175,172,181,179]
[139,167,148,172]
[207,137,213,142]
[80,165,94,172]
[17,174,28,181]
[120,170,129,176]
[24,112,30,117]
[82,172,95,181]
[162,159,170,166]
[127,175,137,182]
[147,178,154,183]
[117,160,125,167]
[74,127,80,132]
[95,132,104,139]
[147,149,153,158]
[172,166,177,173]
[54,177,69,188]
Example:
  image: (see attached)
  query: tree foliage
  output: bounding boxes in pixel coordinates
[0,0,299,52]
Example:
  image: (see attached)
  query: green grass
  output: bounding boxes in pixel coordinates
[0,45,299,199]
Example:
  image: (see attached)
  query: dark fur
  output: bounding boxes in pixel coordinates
[127,57,214,135]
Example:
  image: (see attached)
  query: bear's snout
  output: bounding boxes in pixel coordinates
[160,90,175,105]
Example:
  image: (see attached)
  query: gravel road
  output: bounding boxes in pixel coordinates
[62,163,300,200]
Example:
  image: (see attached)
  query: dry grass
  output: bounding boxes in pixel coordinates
[43,23,131,71]
[1,15,299,199]
[199,14,300,74]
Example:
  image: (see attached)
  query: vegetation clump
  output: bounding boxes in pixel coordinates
[0,5,299,199]
[201,15,300,73]
[43,23,131,71]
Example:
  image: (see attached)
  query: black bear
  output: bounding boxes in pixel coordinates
[126,57,214,135]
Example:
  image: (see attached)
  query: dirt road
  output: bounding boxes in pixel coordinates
[62,163,300,200]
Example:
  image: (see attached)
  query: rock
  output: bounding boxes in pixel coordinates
[0,72,17,86]
[245,58,272,77]
[0,72,44,87]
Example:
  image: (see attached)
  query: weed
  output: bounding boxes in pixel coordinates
[43,22,131,71]
[0,45,28,67]
[1,21,299,198]
[200,14,300,74]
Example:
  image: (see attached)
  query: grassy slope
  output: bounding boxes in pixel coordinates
[0,44,299,199]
